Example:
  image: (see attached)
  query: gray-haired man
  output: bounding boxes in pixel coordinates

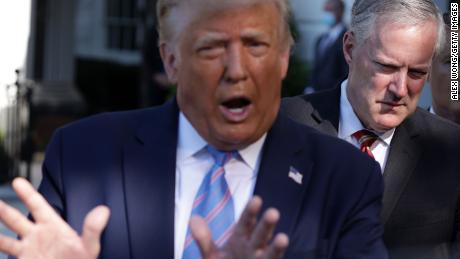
[283,0,460,258]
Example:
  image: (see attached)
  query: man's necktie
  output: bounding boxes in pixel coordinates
[352,129,379,158]
[182,146,237,259]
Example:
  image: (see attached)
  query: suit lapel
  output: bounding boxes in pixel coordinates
[304,87,341,135]
[254,114,314,236]
[123,100,179,258]
[381,117,422,223]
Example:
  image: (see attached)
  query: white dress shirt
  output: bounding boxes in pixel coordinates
[174,112,266,259]
[338,80,395,171]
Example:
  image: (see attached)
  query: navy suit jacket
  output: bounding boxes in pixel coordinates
[38,99,388,258]
[281,88,460,259]
[311,25,348,92]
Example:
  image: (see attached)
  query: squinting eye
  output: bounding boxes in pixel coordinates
[248,42,268,56]
[409,71,427,79]
[374,62,395,72]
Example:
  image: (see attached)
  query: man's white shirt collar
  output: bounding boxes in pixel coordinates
[338,80,394,146]
[338,80,395,171]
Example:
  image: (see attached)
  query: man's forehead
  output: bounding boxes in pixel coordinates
[368,21,436,62]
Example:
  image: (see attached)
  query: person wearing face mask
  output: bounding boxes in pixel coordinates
[308,0,348,93]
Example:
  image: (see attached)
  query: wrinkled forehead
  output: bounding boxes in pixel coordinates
[159,0,281,42]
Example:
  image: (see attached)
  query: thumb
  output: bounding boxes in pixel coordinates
[82,205,111,257]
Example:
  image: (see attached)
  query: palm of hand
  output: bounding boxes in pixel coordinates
[0,178,110,259]
[189,196,289,259]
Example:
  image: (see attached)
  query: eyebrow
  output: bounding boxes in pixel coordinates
[373,53,430,71]
[240,30,269,40]
[194,32,229,47]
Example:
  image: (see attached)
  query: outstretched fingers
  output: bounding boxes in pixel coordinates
[0,200,33,237]
[189,216,218,257]
[12,178,60,223]
[250,208,280,249]
[264,233,289,259]
[232,196,263,239]
[0,235,22,257]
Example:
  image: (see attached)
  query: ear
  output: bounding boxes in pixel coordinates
[159,42,179,84]
[280,47,291,80]
[343,31,356,65]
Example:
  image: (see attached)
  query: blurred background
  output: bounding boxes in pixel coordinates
[0,0,451,254]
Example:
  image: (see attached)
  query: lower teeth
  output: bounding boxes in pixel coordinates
[228,107,243,113]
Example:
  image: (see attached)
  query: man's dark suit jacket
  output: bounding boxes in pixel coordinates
[311,26,348,92]
[281,87,460,259]
[38,99,388,258]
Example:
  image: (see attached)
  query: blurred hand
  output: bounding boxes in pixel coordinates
[190,196,289,259]
[0,178,110,259]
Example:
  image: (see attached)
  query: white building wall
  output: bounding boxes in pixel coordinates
[75,0,141,65]
[0,0,32,132]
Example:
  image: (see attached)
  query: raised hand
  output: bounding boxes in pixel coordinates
[189,196,289,259]
[0,178,110,259]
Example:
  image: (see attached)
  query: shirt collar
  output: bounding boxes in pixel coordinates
[177,112,267,170]
[339,80,395,146]
[177,112,208,162]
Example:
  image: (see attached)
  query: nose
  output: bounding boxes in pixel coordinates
[224,44,248,84]
[388,72,408,99]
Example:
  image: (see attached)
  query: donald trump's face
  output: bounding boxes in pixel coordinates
[161,2,290,150]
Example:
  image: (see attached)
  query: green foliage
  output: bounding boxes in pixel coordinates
[282,56,309,97]
[282,14,309,97]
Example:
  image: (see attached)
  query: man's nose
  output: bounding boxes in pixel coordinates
[389,72,408,98]
[224,45,248,83]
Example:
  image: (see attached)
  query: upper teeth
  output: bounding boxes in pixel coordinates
[228,107,244,113]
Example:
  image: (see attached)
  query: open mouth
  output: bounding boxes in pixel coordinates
[221,97,251,113]
[219,97,252,122]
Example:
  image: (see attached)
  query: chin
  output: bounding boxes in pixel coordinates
[374,118,403,131]
[211,131,256,151]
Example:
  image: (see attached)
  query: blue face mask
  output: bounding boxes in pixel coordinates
[322,12,336,26]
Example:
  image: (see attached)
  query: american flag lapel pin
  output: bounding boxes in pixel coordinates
[288,166,303,185]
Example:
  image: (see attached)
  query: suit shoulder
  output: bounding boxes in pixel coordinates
[53,104,171,145]
[283,114,380,177]
[409,109,460,141]
[312,130,377,166]
[59,108,152,134]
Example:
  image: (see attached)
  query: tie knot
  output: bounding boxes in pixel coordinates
[206,146,237,167]
[352,129,379,148]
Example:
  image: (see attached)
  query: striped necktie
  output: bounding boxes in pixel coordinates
[182,146,237,259]
[352,129,379,158]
